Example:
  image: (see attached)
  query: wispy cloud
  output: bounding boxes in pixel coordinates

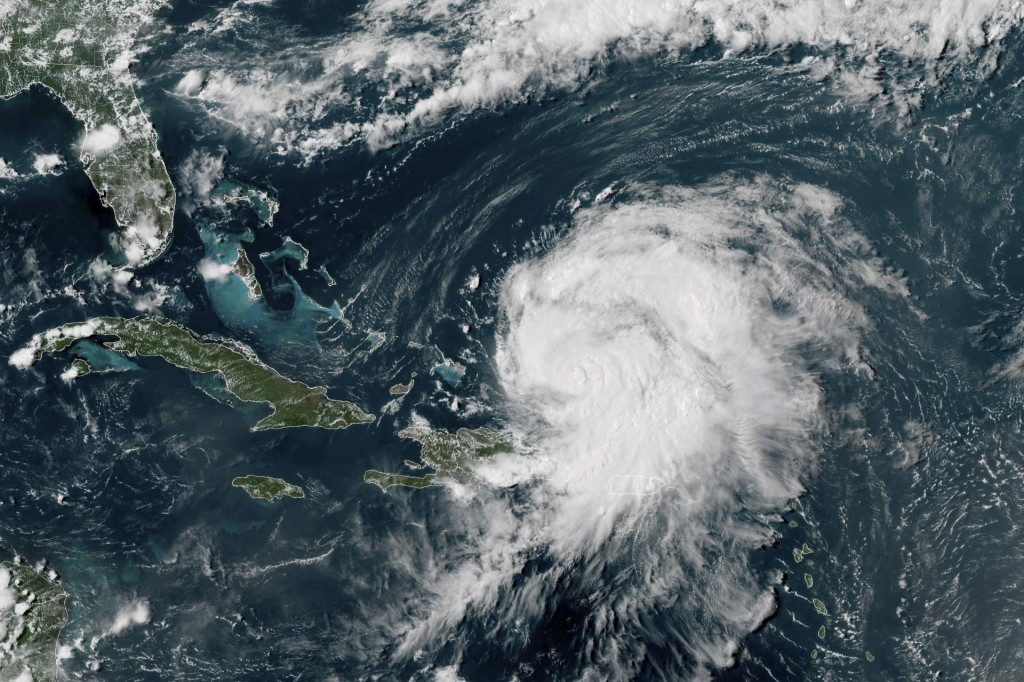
[164,0,1024,156]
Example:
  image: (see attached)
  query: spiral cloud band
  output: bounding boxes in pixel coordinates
[398,177,892,677]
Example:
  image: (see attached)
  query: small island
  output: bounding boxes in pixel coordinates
[209,178,279,227]
[432,357,466,387]
[10,317,374,431]
[60,357,92,382]
[232,475,304,502]
[70,358,91,376]
[233,246,263,301]
[388,378,415,395]
[0,562,69,681]
[364,426,514,492]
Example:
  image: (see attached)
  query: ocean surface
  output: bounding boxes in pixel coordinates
[2,1,1024,680]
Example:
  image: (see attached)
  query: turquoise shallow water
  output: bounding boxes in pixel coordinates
[1,3,1024,680]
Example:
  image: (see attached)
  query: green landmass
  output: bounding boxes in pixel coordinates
[209,178,279,226]
[804,573,813,589]
[0,562,69,682]
[70,358,91,376]
[388,379,414,395]
[11,317,374,431]
[793,542,815,564]
[362,471,437,490]
[233,246,263,300]
[817,625,826,639]
[364,425,514,492]
[865,651,875,662]
[0,0,175,265]
[232,475,304,502]
[812,598,828,616]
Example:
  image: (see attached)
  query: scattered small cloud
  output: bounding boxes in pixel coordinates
[90,258,135,294]
[177,149,225,212]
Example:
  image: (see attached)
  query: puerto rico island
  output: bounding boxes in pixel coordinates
[0,0,175,264]
[10,317,374,431]
[0,561,69,682]
[232,475,304,502]
[365,426,514,492]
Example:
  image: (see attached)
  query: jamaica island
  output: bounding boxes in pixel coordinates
[232,475,304,502]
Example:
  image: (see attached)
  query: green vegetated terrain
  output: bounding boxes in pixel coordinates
[232,475,304,502]
[0,561,69,682]
[364,425,514,491]
[15,317,374,431]
[210,178,279,226]
[388,379,414,395]
[0,0,174,264]
[233,246,263,300]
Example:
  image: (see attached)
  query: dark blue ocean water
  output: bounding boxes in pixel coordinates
[2,3,1024,680]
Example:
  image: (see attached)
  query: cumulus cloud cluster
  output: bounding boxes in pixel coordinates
[108,214,166,267]
[109,599,150,635]
[8,320,102,370]
[31,153,64,175]
[393,177,886,677]
[169,0,1023,155]
[80,124,123,157]
[0,157,17,179]
[176,149,225,213]
[197,257,233,283]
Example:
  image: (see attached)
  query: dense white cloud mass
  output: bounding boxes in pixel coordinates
[9,320,102,370]
[494,180,864,541]
[80,124,123,156]
[174,68,206,96]
[109,599,151,635]
[197,257,233,283]
[31,153,64,175]
[392,177,881,677]
[0,157,17,179]
[170,0,1023,155]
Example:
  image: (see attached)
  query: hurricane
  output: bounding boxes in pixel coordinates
[374,178,882,678]
[2,0,1024,680]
